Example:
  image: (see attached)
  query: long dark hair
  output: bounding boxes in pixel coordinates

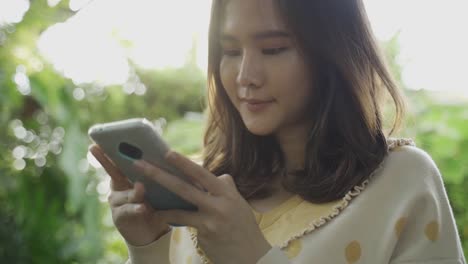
[202,0,405,203]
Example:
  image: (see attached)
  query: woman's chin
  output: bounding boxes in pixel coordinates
[245,125,274,136]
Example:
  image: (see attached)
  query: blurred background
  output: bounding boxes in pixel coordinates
[0,0,466,262]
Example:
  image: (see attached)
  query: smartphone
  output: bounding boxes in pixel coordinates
[88,118,198,213]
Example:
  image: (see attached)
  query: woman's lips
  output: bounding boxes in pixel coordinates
[242,99,274,112]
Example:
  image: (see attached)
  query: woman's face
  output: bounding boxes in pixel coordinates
[220,0,313,136]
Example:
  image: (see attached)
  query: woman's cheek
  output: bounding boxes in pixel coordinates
[219,59,238,106]
[220,59,237,90]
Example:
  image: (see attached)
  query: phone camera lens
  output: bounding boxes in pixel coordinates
[118,142,143,160]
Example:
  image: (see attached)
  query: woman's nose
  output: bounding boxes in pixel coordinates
[236,51,264,88]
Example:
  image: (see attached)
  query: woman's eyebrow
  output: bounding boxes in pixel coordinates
[220,30,290,42]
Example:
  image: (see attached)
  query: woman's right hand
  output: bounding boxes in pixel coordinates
[89,145,171,246]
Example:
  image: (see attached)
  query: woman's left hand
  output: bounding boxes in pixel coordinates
[134,151,272,264]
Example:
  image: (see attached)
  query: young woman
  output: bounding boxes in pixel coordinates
[90,0,466,263]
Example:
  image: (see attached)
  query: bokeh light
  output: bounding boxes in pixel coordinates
[12,145,26,159]
[13,65,31,95]
[14,126,27,139]
[13,159,26,171]
[73,87,86,101]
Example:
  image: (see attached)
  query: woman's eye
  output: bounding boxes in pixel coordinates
[222,49,241,57]
[262,47,288,55]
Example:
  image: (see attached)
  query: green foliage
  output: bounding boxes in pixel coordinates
[402,91,468,255]
[165,116,205,155]
[382,36,468,256]
[0,2,206,263]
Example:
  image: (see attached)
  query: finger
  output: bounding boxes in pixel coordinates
[89,144,132,191]
[157,209,201,228]
[134,160,211,209]
[165,151,222,195]
[216,174,237,189]
[133,182,146,202]
[113,203,147,223]
[108,183,145,207]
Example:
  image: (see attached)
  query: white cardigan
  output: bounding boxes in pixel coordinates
[126,139,466,264]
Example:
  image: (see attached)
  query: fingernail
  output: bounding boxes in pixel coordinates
[88,145,96,154]
[135,204,145,213]
[165,151,177,161]
[133,160,145,169]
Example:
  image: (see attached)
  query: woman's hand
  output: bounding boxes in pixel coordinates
[89,145,171,247]
[134,151,272,264]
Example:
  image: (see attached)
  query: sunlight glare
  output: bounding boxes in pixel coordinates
[364,0,468,95]
[38,21,129,86]
[37,0,211,86]
[113,0,211,70]
[34,0,467,96]
[0,0,30,26]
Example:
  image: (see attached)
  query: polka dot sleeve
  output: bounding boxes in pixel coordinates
[257,247,290,264]
[388,148,466,263]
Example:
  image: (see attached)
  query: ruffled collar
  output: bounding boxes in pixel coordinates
[189,138,415,263]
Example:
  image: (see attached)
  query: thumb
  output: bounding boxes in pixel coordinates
[217,174,236,188]
[89,144,132,191]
